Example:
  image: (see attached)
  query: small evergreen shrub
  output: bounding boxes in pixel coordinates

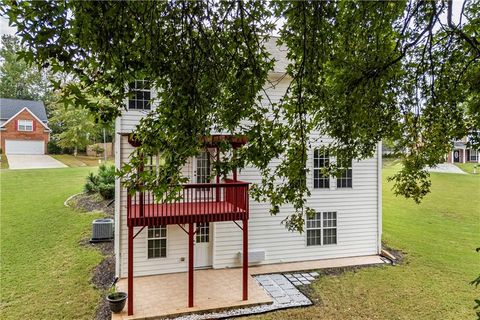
[47,141,63,154]
[84,164,115,200]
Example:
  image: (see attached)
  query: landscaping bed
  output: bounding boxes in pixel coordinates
[68,192,114,216]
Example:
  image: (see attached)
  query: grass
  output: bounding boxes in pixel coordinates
[455,162,480,174]
[0,154,8,169]
[51,154,113,167]
[0,167,103,320]
[248,161,479,320]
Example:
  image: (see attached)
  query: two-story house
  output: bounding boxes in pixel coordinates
[114,39,383,316]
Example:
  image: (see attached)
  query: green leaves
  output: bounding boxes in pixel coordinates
[2,0,479,232]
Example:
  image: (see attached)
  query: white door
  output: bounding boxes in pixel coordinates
[194,151,211,183]
[195,222,213,268]
[192,151,213,201]
[5,140,45,154]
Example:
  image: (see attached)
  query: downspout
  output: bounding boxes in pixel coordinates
[377,141,383,254]
[114,118,121,277]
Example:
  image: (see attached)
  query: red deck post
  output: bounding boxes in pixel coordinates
[128,225,134,315]
[242,217,248,300]
[188,223,194,307]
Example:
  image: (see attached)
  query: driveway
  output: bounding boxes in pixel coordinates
[7,155,67,170]
[427,163,466,174]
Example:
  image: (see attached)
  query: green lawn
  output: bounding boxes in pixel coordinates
[455,162,480,174]
[0,167,103,320]
[249,161,479,320]
[51,154,113,167]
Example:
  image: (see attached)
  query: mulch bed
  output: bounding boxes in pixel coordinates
[69,193,114,216]
[72,193,115,320]
[79,238,114,320]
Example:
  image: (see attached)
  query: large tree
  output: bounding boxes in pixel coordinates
[1,0,478,231]
[0,35,50,101]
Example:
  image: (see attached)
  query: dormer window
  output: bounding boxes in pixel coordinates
[18,119,33,131]
[128,80,151,110]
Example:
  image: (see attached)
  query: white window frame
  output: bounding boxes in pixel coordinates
[196,222,210,243]
[313,149,330,189]
[128,80,151,110]
[147,226,167,259]
[17,119,33,132]
[470,149,478,162]
[336,158,353,189]
[306,211,337,246]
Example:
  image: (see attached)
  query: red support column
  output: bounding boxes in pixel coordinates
[128,225,134,315]
[242,217,248,301]
[188,223,194,307]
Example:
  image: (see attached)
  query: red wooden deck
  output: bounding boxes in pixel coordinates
[128,201,247,226]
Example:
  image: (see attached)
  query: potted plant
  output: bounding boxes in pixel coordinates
[106,277,128,313]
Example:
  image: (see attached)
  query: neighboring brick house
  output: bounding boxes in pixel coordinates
[0,98,51,154]
[446,136,479,164]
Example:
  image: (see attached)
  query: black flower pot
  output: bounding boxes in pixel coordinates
[106,292,128,313]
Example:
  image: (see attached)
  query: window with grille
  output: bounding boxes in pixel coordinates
[313,149,330,189]
[336,158,352,188]
[17,119,33,131]
[306,211,337,246]
[128,80,151,110]
[322,212,337,245]
[147,226,167,258]
[196,223,210,243]
[196,151,211,183]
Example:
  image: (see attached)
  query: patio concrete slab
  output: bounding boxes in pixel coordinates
[427,163,466,174]
[7,155,67,170]
[250,255,386,275]
[112,268,272,320]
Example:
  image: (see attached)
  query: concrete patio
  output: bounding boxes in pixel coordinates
[112,255,386,320]
[112,268,272,320]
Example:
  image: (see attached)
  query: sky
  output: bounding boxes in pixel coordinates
[0,16,16,37]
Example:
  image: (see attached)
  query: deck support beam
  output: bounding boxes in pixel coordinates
[128,225,134,315]
[188,223,194,308]
[242,217,248,301]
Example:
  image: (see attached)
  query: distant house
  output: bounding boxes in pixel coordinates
[0,98,51,155]
[446,136,479,164]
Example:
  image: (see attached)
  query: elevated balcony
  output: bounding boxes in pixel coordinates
[127,179,249,227]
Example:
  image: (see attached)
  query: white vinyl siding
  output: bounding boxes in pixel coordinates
[116,75,380,277]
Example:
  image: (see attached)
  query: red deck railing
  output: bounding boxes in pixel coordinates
[127,180,249,227]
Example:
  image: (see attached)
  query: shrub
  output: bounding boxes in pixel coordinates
[84,164,115,200]
[47,141,63,154]
[91,144,105,157]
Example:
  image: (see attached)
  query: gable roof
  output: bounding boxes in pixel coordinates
[0,98,48,123]
[0,106,51,130]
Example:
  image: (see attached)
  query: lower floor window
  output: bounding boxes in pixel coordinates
[306,211,337,246]
[148,226,167,258]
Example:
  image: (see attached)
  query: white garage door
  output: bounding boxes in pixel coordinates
[5,140,45,155]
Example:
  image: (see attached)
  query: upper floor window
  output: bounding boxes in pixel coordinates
[313,149,330,189]
[128,80,151,110]
[17,119,33,132]
[336,158,352,188]
[147,226,167,258]
[306,211,337,246]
